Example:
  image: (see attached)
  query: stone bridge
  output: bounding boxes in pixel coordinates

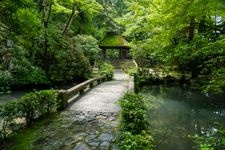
[31,70,132,150]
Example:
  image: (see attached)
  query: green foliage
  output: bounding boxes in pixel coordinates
[99,63,114,80]
[18,92,39,124]
[74,35,101,66]
[106,49,119,59]
[119,92,148,133]
[16,8,41,36]
[36,90,58,116]
[0,113,58,150]
[118,0,225,93]
[46,35,91,82]
[0,90,58,141]
[96,0,127,32]
[0,101,19,141]
[204,68,225,93]
[118,92,154,150]
[52,0,104,38]
[0,0,107,88]
[119,131,154,150]
[192,130,225,150]
[0,71,13,94]
[7,46,49,85]
[17,90,58,124]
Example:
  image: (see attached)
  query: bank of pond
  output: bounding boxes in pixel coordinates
[0,82,78,105]
[0,77,225,150]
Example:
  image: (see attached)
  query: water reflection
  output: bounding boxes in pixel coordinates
[141,85,225,150]
[0,91,28,105]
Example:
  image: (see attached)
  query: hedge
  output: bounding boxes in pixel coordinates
[0,90,58,141]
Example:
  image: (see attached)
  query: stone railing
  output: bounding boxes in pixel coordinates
[57,76,105,110]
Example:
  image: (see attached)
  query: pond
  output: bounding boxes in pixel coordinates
[0,91,29,105]
[141,85,225,150]
[0,82,78,105]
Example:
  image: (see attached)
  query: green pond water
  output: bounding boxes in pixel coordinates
[141,85,225,150]
[0,91,28,105]
[0,83,77,105]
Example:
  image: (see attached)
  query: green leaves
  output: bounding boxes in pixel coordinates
[118,92,155,150]
[74,35,101,65]
[99,63,114,80]
[0,90,58,141]
[16,8,41,36]
[119,131,154,150]
[192,129,225,150]
[204,68,225,93]
[119,93,148,133]
[118,0,225,93]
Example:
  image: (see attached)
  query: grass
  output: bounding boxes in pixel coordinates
[0,113,59,150]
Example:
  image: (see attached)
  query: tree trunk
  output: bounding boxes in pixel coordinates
[198,16,206,33]
[42,0,52,71]
[188,16,195,42]
[62,3,77,35]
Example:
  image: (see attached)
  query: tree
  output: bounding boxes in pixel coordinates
[118,0,225,92]
[0,0,106,91]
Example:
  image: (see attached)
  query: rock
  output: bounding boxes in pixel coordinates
[73,116,87,125]
[61,123,72,128]
[100,141,110,149]
[72,132,86,143]
[73,142,90,150]
[102,112,112,116]
[87,139,100,147]
[107,116,116,121]
[110,121,120,127]
[96,115,107,120]
[87,116,96,122]
[98,133,113,142]
[85,135,97,142]
[75,111,82,115]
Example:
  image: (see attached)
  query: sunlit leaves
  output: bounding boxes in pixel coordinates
[16,8,41,36]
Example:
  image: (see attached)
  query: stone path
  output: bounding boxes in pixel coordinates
[68,70,129,113]
[31,70,129,150]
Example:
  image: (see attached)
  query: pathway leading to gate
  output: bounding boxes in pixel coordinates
[68,69,129,112]
[30,70,129,150]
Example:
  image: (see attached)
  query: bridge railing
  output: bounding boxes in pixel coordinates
[57,76,105,110]
[128,76,135,92]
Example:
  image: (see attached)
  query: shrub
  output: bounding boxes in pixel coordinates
[119,92,148,133]
[17,92,40,124]
[119,131,154,150]
[0,70,13,94]
[35,34,92,83]
[18,90,58,124]
[192,129,225,150]
[0,90,58,141]
[118,92,155,150]
[0,101,19,141]
[35,90,58,116]
[99,63,114,80]
[8,46,49,85]
[74,35,101,66]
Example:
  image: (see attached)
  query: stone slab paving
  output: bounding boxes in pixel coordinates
[31,70,129,150]
[68,70,129,113]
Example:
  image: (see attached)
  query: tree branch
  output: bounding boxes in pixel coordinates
[149,0,161,12]
[62,2,92,35]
